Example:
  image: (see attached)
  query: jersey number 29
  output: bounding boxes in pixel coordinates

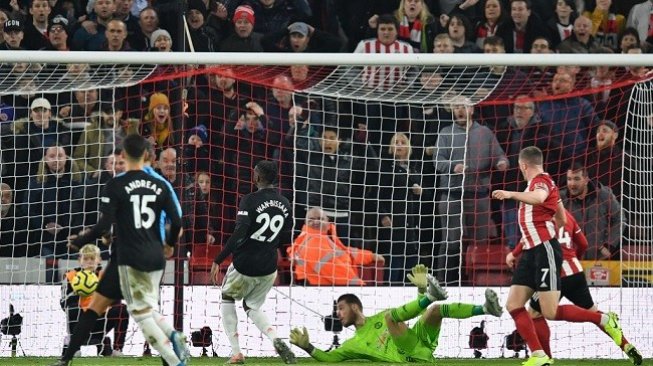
[250,213,284,243]
[130,195,156,229]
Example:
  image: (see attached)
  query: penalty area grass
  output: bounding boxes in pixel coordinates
[4,357,648,366]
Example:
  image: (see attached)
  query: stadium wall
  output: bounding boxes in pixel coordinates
[0,285,649,360]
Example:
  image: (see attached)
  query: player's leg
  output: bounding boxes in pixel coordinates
[421,288,503,327]
[527,296,552,358]
[119,266,183,366]
[387,274,448,324]
[51,292,116,365]
[104,303,129,355]
[221,264,245,364]
[243,271,296,364]
[506,247,549,365]
[564,273,642,365]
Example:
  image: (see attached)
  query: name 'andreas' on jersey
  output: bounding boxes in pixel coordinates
[100,170,182,272]
[233,189,292,276]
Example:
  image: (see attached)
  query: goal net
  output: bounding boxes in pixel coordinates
[0,56,651,361]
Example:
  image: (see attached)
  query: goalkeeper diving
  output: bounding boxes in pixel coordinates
[289,264,503,362]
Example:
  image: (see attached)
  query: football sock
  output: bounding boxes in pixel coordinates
[440,303,484,318]
[152,310,175,338]
[246,308,278,342]
[221,301,241,354]
[133,311,180,366]
[555,305,602,325]
[509,307,543,352]
[390,297,431,322]
[532,316,552,358]
[62,309,100,361]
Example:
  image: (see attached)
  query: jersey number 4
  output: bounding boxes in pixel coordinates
[250,213,284,243]
[130,195,156,229]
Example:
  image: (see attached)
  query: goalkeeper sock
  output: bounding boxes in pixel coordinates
[532,317,552,358]
[440,303,484,319]
[152,310,175,338]
[62,309,99,361]
[390,297,431,322]
[221,301,241,354]
[246,308,278,342]
[133,311,180,366]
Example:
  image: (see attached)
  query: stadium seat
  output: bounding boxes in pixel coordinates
[360,258,385,285]
[189,244,226,285]
[466,244,512,286]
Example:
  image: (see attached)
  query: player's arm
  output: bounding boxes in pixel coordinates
[162,184,183,248]
[213,196,252,265]
[290,327,356,362]
[554,201,567,229]
[69,182,116,250]
[571,220,589,259]
[492,188,548,205]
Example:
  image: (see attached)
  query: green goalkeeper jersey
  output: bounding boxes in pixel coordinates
[310,310,437,363]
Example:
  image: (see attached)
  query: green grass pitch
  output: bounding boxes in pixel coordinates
[2,358,649,366]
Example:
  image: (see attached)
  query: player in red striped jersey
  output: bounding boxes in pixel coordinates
[507,209,643,365]
[493,146,624,366]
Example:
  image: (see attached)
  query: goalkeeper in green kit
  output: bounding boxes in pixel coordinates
[289,264,503,362]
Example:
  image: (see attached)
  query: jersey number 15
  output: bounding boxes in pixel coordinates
[131,195,156,229]
[250,213,284,243]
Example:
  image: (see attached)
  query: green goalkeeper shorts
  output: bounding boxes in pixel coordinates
[392,318,440,357]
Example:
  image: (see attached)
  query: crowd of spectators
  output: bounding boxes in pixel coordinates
[1,0,650,286]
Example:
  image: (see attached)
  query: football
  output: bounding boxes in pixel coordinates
[71,270,99,297]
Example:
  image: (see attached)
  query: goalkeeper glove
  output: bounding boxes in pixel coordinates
[289,327,311,351]
[407,263,428,291]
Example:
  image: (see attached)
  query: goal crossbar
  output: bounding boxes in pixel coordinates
[3,51,653,67]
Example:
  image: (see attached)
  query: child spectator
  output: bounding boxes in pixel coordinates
[141,92,174,151]
[60,244,128,357]
[183,124,210,175]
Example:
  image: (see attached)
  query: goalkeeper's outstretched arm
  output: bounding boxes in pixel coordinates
[289,327,354,362]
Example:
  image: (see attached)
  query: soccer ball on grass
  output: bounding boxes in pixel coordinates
[71,270,99,296]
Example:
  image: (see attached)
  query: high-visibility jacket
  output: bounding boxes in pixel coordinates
[287,224,377,285]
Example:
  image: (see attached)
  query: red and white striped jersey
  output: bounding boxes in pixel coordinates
[519,173,560,250]
[558,210,589,277]
[353,38,413,91]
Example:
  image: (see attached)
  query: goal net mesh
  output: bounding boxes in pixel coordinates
[0,61,650,360]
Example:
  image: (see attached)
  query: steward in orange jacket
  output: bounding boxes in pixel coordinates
[287,221,383,286]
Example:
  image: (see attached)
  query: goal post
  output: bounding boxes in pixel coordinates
[0,52,651,360]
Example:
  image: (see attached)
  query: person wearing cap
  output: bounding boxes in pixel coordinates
[141,92,175,150]
[583,120,623,199]
[44,15,69,51]
[182,124,210,175]
[1,19,24,50]
[22,0,52,50]
[219,4,263,52]
[261,20,342,52]
[186,0,220,52]
[4,98,72,203]
[150,28,172,51]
